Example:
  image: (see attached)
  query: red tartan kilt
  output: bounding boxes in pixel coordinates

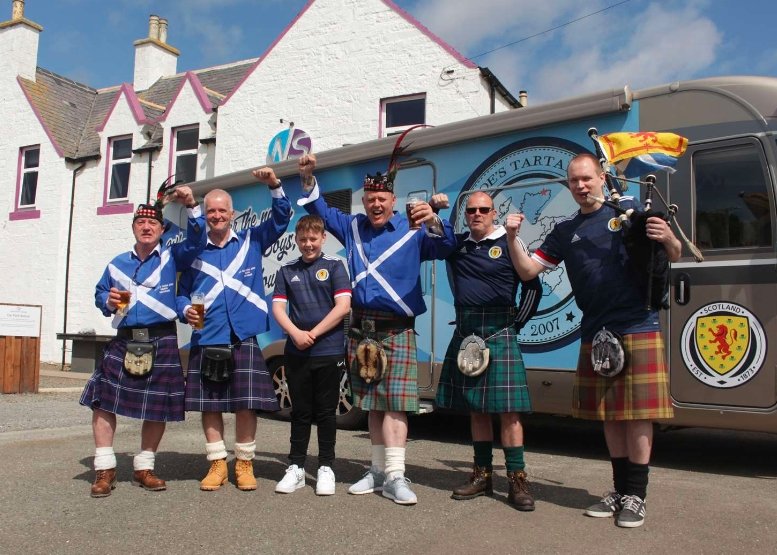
[573,331,674,421]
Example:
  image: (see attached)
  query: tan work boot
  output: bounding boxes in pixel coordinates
[451,465,493,500]
[507,470,535,511]
[200,458,228,491]
[91,468,117,498]
[235,459,257,491]
[132,469,167,491]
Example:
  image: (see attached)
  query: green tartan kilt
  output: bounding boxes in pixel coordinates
[436,307,532,414]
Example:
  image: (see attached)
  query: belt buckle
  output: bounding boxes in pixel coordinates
[132,328,150,342]
[361,319,376,333]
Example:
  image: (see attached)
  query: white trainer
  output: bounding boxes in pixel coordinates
[275,464,305,493]
[316,466,336,496]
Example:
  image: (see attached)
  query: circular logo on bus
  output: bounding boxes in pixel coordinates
[452,137,589,352]
[680,302,766,388]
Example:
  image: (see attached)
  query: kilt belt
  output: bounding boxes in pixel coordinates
[117,322,177,341]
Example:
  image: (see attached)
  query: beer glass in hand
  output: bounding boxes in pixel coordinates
[406,191,427,230]
[191,292,206,330]
[116,289,131,317]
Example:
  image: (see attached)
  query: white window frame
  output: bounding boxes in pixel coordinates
[18,145,40,209]
[380,93,426,137]
[172,125,199,184]
[107,135,133,202]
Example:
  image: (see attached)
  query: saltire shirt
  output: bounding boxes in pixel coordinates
[95,205,206,329]
[272,254,352,357]
[447,226,542,330]
[531,197,659,342]
[298,180,457,317]
[177,188,291,346]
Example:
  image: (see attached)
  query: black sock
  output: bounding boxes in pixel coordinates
[611,457,629,495]
[626,461,649,500]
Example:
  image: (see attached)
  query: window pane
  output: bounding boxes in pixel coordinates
[20,172,38,206]
[24,148,40,169]
[175,153,197,184]
[113,138,132,160]
[109,162,131,199]
[694,145,772,249]
[176,128,199,151]
[386,98,425,128]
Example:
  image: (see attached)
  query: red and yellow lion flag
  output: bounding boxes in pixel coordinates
[596,132,688,178]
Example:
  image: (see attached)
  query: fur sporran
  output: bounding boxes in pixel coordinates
[355,338,387,384]
[123,341,154,377]
[590,328,628,378]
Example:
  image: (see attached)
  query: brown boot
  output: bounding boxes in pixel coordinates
[200,458,228,491]
[132,469,167,491]
[507,470,535,511]
[235,459,257,491]
[451,465,493,500]
[91,468,117,498]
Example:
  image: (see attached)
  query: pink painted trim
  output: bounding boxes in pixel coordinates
[99,135,133,211]
[381,0,476,69]
[221,0,316,106]
[9,209,41,221]
[156,72,212,120]
[168,127,176,179]
[97,203,134,216]
[16,78,65,157]
[96,83,149,132]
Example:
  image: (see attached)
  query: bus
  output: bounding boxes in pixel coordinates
[180,75,777,433]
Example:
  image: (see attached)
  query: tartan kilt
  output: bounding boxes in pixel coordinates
[185,336,279,413]
[348,309,419,413]
[79,334,185,422]
[436,307,532,414]
[573,331,674,421]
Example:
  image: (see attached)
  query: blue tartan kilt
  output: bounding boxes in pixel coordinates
[185,336,279,413]
[435,306,532,414]
[79,334,185,422]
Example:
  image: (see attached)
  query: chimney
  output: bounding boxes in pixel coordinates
[0,0,43,81]
[133,14,179,91]
[519,90,528,108]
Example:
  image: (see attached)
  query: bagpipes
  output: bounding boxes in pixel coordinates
[587,128,703,311]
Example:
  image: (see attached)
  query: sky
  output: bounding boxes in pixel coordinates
[18,0,777,105]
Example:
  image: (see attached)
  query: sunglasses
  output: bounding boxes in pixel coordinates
[465,206,493,215]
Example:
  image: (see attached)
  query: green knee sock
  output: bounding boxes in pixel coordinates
[503,446,525,472]
[473,441,493,469]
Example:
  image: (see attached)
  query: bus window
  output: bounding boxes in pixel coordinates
[693,145,772,250]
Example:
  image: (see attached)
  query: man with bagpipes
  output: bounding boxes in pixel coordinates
[80,180,205,497]
[510,130,692,528]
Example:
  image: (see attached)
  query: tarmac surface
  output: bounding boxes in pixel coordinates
[1,367,776,554]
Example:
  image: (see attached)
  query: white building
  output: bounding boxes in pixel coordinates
[0,0,521,363]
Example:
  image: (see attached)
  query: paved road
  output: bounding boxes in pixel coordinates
[1,370,775,554]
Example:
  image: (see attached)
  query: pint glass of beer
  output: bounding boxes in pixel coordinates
[405,191,427,230]
[116,289,131,317]
[191,292,206,330]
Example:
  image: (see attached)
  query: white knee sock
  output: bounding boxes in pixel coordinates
[94,447,116,471]
[234,441,256,461]
[133,450,156,471]
[384,447,406,479]
[371,444,386,472]
[206,440,228,461]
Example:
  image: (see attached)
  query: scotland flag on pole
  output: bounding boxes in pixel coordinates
[597,132,688,178]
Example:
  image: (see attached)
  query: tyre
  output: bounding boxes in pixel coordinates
[268,356,366,430]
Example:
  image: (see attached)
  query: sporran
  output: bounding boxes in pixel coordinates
[355,338,387,384]
[591,328,627,378]
[124,341,154,377]
[456,334,490,377]
[201,345,234,383]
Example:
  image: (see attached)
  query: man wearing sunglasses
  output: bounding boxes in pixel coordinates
[431,191,542,511]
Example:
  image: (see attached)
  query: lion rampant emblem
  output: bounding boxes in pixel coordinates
[708,324,737,357]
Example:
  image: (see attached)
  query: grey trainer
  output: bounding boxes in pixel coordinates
[348,466,385,495]
[616,495,646,528]
[584,491,623,517]
[381,475,418,505]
